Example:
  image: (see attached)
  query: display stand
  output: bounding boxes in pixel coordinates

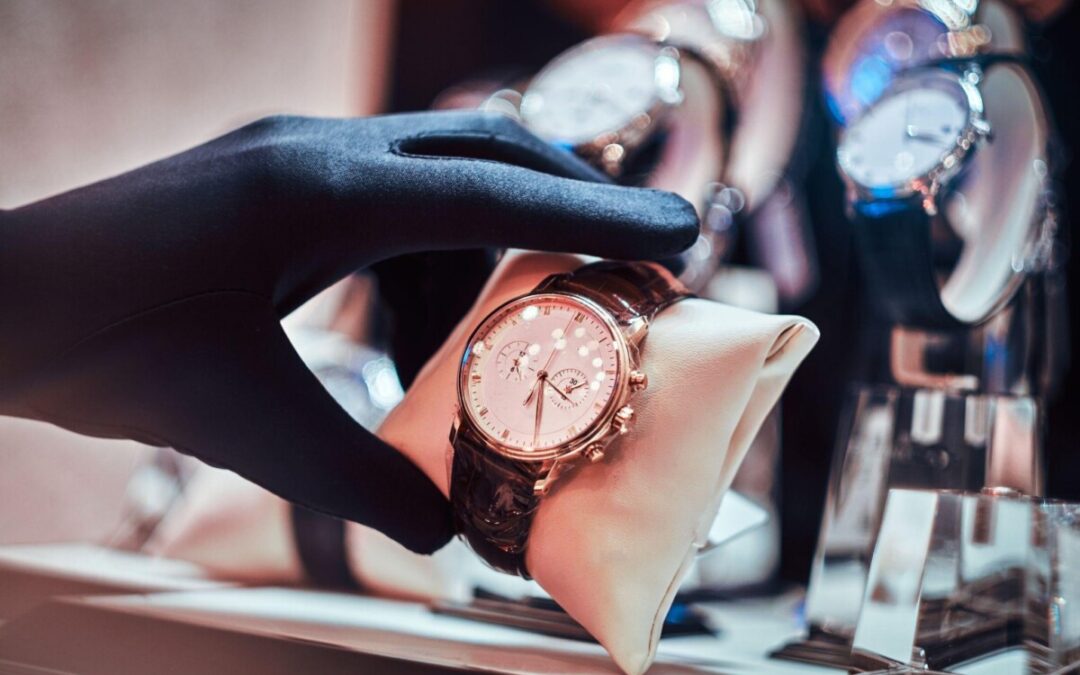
[775,229,1067,673]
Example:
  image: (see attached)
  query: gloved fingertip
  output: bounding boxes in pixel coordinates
[599,187,701,260]
[397,514,456,555]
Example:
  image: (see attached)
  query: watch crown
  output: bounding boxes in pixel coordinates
[585,443,605,463]
[629,370,648,392]
[612,405,635,435]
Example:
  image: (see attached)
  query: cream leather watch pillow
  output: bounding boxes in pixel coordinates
[378,251,817,674]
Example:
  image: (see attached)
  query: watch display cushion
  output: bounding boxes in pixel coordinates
[378,251,818,674]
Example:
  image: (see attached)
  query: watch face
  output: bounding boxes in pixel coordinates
[837,73,972,191]
[459,293,623,460]
[521,37,667,146]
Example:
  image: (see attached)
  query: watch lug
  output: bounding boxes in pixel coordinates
[532,459,560,496]
[915,181,939,217]
[449,413,463,445]
[612,405,635,435]
[624,316,648,348]
[921,193,938,217]
[600,143,626,176]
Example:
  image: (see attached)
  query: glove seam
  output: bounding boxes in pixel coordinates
[390,130,500,163]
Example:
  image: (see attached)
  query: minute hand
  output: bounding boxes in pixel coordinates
[533,376,545,447]
[539,314,576,374]
[524,314,576,407]
[906,125,950,145]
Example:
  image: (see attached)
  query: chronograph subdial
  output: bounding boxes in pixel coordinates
[496,340,536,382]
[547,368,591,410]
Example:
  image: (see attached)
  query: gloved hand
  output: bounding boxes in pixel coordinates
[0,111,698,554]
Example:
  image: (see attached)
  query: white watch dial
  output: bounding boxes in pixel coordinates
[838,82,970,190]
[521,39,662,146]
[459,294,622,457]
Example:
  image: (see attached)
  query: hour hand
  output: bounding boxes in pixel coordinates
[523,371,548,407]
[523,376,542,407]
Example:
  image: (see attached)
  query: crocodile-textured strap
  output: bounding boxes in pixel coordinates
[540,260,690,325]
[450,261,691,578]
[450,426,545,577]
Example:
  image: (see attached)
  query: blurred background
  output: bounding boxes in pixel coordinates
[0,0,1076,593]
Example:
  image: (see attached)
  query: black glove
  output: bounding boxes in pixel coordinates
[0,111,698,554]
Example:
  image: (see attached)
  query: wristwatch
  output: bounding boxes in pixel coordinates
[519,34,688,176]
[449,261,692,577]
[837,62,1048,328]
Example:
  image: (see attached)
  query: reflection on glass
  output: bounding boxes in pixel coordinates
[1028,501,1080,673]
[850,489,1080,672]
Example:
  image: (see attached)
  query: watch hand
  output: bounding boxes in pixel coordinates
[524,314,578,406]
[538,315,576,373]
[533,375,545,447]
[905,125,949,145]
[565,381,590,393]
[524,315,577,406]
[523,375,544,407]
[545,379,574,404]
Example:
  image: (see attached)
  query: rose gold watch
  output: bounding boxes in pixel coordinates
[449,261,692,577]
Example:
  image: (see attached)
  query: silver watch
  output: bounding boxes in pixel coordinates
[519,34,686,176]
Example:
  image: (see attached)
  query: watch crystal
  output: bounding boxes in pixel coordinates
[838,77,970,190]
[521,38,661,146]
[460,294,621,457]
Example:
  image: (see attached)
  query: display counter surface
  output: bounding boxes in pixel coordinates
[0,544,1026,674]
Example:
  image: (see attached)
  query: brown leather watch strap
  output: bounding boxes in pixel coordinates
[450,426,544,577]
[538,260,690,324]
[450,261,691,578]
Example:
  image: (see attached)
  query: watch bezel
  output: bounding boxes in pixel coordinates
[520,33,683,160]
[837,67,988,206]
[456,291,631,463]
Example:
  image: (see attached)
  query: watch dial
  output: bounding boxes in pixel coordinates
[460,294,622,457]
[521,39,661,145]
[838,80,969,190]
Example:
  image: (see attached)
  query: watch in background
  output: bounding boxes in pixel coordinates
[519,34,687,175]
[837,63,1052,328]
[449,262,691,577]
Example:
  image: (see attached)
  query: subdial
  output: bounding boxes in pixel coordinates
[496,340,535,382]
[547,368,590,409]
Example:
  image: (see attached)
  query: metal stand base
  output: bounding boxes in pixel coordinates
[771,627,853,669]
